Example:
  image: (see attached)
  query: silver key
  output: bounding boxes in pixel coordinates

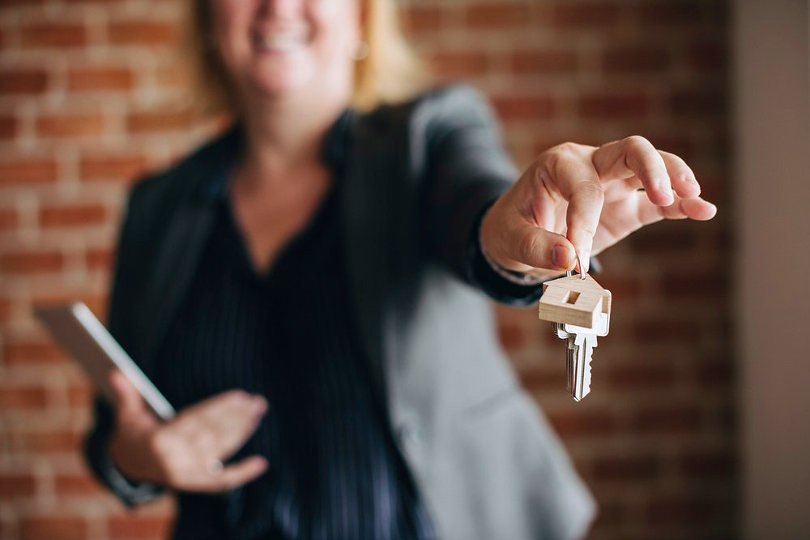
[567,331,596,401]
[552,272,610,402]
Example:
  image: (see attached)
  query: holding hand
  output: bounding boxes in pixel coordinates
[108,371,268,493]
[480,136,717,279]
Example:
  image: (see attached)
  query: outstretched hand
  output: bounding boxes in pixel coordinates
[480,136,717,279]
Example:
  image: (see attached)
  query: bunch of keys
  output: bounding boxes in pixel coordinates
[537,257,612,402]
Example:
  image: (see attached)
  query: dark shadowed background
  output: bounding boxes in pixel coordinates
[0,1,735,539]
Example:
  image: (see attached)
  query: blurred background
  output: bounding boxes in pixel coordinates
[0,0,806,539]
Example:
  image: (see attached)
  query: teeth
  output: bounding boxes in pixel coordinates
[255,32,305,51]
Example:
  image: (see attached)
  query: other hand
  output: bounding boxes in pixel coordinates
[480,136,717,279]
[108,370,268,492]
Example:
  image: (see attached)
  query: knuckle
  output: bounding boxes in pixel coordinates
[623,135,651,151]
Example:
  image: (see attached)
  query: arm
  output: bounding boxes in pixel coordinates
[82,178,165,506]
[420,85,717,305]
[419,85,543,305]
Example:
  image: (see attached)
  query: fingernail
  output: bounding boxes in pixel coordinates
[552,244,572,268]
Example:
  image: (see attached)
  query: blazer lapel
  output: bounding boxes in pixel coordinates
[138,201,218,375]
[340,112,396,406]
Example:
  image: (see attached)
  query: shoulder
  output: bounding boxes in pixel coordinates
[356,83,499,134]
[123,127,237,229]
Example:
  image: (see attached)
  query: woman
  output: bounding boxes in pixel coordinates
[84,0,717,538]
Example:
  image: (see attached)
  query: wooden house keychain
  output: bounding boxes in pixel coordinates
[537,254,612,402]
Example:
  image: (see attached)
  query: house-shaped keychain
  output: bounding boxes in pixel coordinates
[538,273,612,330]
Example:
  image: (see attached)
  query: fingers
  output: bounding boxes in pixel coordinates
[109,370,149,421]
[659,151,701,199]
[635,194,718,226]
[205,455,268,492]
[593,136,674,206]
[514,226,577,271]
[175,390,267,461]
[541,145,604,272]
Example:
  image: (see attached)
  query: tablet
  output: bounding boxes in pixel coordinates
[34,302,176,421]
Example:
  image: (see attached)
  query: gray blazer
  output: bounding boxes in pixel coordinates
[85,84,595,539]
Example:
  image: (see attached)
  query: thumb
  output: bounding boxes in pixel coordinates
[109,370,148,420]
[512,226,578,272]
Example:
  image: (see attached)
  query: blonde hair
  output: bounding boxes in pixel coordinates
[187,0,430,114]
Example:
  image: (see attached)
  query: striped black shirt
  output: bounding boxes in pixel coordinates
[152,148,435,538]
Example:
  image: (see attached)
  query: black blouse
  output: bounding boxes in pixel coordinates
[152,169,435,539]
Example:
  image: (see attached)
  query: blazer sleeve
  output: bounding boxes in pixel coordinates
[419,85,548,306]
[82,178,164,507]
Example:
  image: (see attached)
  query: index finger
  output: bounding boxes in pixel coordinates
[593,136,674,206]
[541,144,605,273]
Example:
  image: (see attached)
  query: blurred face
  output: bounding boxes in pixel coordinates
[210,0,360,103]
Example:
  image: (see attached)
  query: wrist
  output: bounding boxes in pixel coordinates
[110,425,165,485]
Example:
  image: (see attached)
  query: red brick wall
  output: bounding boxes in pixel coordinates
[0,1,732,539]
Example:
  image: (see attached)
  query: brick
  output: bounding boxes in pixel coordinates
[3,339,68,364]
[695,359,733,388]
[660,272,727,298]
[0,251,64,274]
[633,320,700,343]
[36,113,107,138]
[553,3,621,28]
[0,208,19,230]
[431,52,487,78]
[55,474,101,496]
[518,366,565,390]
[0,69,48,95]
[127,108,195,134]
[68,66,134,92]
[20,23,88,48]
[669,90,725,116]
[108,21,178,46]
[497,324,525,350]
[632,405,701,433]
[19,517,87,540]
[491,95,555,121]
[67,383,92,407]
[466,3,531,28]
[0,115,17,139]
[0,298,11,323]
[0,473,36,498]
[689,41,726,72]
[404,6,442,34]
[0,158,58,184]
[109,515,172,539]
[80,154,147,181]
[579,94,648,118]
[86,247,113,270]
[629,225,696,252]
[606,364,676,390]
[39,203,107,227]
[547,410,616,437]
[511,50,579,74]
[645,495,721,524]
[15,430,80,453]
[603,47,671,73]
[639,0,702,25]
[0,387,48,408]
[680,449,735,478]
[592,454,660,481]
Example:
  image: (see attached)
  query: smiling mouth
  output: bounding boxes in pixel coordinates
[252,30,308,53]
